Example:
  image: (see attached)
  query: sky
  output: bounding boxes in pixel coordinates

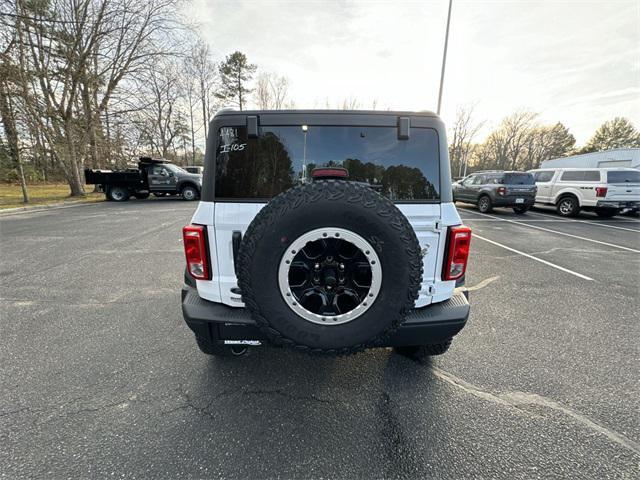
[185,0,640,145]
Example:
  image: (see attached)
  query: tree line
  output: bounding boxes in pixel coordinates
[449,108,640,178]
[0,0,294,202]
[1,0,639,203]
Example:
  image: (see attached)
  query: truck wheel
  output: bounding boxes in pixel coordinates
[107,186,130,202]
[237,180,422,354]
[595,208,619,218]
[195,336,248,357]
[394,339,452,361]
[181,185,199,201]
[134,191,150,199]
[478,195,492,213]
[556,196,579,217]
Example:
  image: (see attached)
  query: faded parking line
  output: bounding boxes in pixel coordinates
[461,208,640,253]
[431,367,640,456]
[474,234,595,281]
[525,210,640,233]
[459,218,588,222]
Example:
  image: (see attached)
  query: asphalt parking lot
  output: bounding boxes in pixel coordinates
[1,199,639,479]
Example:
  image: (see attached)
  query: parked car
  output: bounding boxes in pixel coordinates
[181,109,472,360]
[528,167,640,217]
[452,170,537,214]
[85,157,202,201]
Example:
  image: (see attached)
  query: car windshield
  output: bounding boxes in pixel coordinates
[607,170,640,183]
[503,172,535,185]
[214,125,441,201]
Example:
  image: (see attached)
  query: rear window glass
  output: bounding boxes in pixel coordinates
[503,173,535,185]
[607,170,640,183]
[214,125,440,201]
[560,170,600,182]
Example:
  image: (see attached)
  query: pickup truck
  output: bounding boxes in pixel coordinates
[529,167,640,217]
[85,157,202,201]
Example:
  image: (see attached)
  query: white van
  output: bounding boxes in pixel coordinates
[528,167,640,217]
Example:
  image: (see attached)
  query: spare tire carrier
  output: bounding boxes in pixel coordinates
[278,227,382,325]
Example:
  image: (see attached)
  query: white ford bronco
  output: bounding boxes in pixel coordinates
[181,110,471,359]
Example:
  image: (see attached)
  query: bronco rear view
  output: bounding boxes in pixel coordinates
[181,110,471,359]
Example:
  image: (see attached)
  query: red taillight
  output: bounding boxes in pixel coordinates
[312,167,349,179]
[497,186,506,196]
[183,224,210,280]
[595,187,608,197]
[443,226,472,281]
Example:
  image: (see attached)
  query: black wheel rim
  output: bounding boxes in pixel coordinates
[278,228,382,325]
[288,237,372,317]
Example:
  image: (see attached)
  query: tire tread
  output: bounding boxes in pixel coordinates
[237,180,422,355]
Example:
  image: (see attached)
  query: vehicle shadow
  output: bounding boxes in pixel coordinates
[167,345,447,477]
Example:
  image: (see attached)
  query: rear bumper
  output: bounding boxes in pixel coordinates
[596,200,640,210]
[492,196,536,207]
[181,285,470,348]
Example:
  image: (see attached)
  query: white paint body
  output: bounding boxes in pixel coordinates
[190,200,463,308]
[529,167,640,208]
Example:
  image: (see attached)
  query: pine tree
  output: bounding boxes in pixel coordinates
[215,52,257,111]
[582,117,640,153]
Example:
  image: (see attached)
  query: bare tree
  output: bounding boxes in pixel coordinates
[8,0,181,195]
[0,63,29,202]
[0,24,29,202]
[181,58,199,165]
[255,72,292,109]
[340,97,360,110]
[190,40,217,140]
[448,105,484,177]
[469,111,575,172]
[519,122,575,170]
[132,62,184,158]
[475,111,538,172]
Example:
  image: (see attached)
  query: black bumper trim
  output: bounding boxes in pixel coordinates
[491,198,536,207]
[181,286,470,347]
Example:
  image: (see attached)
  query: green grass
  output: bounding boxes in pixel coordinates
[0,183,104,210]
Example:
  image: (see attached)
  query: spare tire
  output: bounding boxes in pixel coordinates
[237,180,422,354]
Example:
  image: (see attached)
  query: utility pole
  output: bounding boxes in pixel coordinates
[437,0,453,115]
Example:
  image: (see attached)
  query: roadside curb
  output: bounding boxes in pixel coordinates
[0,200,104,217]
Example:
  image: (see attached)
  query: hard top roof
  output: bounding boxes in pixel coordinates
[214,108,439,118]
